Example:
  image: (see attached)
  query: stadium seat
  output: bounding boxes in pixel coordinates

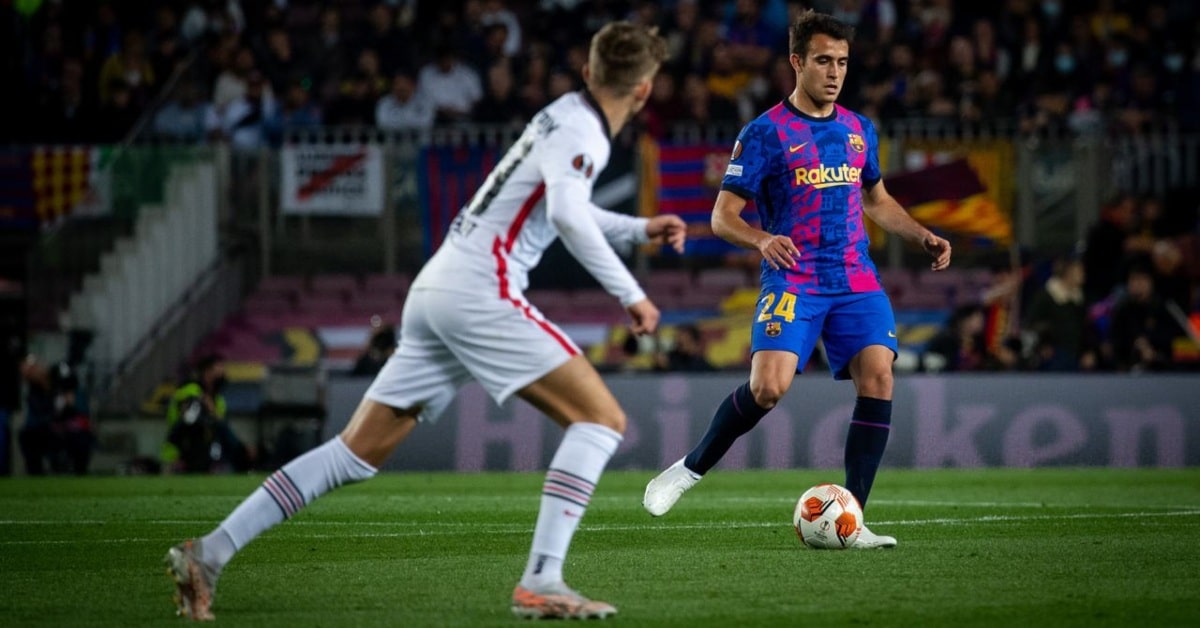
[696,267,751,290]
[309,273,360,297]
[362,273,411,299]
[258,275,307,299]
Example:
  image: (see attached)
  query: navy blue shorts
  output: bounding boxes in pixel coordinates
[750,289,898,380]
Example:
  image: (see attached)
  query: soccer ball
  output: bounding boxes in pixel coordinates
[793,483,863,549]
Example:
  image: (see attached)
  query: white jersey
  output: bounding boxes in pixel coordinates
[411,90,649,307]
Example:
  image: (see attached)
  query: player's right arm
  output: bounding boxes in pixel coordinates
[712,191,799,270]
[716,122,798,270]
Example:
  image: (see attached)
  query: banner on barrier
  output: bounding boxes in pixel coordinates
[325,374,1200,471]
[280,144,384,215]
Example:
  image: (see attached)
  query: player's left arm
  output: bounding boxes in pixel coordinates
[862,180,952,272]
[587,204,687,254]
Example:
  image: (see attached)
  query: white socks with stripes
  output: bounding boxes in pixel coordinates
[520,422,623,590]
[200,436,378,572]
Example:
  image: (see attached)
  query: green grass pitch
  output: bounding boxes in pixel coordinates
[1,469,1198,627]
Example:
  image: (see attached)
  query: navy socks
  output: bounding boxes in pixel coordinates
[684,382,770,475]
[844,396,892,509]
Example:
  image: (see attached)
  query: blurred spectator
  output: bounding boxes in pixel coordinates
[181,0,244,43]
[418,43,483,123]
[473,22,513,72]
[663,0,702,75]
[213,46,260,109]
[324,72,376,126]
[474,62,524,126]
[641,73,683,139]
[34,57,94,142]
[278,81,323,132]
[347,48,390,101]
[306,7,351,101]
[654,324,717,372]
[1018,80,1072,135]
[98,32,155,107]
[258,27,306,97]
[517,48,550,118]
[376,71,435,132]
[1110,264,1179,371]
[148,5,186,82]
[705,41,755,120]
[362,2,415,76]
[480,0,522,58]
[1091,0,1132,42]
[922,304,986,372]
[547,66,578,100]
[352,325,397,377]
[682,73,740,126]
[153,82,207,142]
[18,357,93,476]
[94,79,141,142]
[1026,256,1093,370]
[206,71,278,148]
[1083,194,1140,303]
[163,353,251,474]
[724,0,777,74]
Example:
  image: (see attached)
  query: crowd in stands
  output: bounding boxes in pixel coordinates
[4,0,1198,145]
[921,191,1199,373]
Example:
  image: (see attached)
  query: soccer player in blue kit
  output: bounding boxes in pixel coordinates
[643,11,951,548]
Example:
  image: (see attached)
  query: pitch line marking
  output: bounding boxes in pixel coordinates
[1,510,1198,545]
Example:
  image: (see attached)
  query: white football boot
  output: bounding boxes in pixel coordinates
[853,525,898,549]
[642,458,702,516]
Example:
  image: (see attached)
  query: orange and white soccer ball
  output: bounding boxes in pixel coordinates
[793,483,863,549]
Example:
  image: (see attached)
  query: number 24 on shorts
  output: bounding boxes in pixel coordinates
[756,291,797,323]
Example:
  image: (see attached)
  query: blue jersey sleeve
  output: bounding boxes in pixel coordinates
[861,117,882,188]
[721,122,771,200]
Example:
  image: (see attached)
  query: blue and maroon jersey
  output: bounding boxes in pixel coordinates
[721,100,883,295]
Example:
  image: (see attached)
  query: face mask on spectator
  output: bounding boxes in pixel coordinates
[1055,55,1074,74]
[1164,54,1184,73]
[1108,50,1127,67]
[1042,1,1061,18]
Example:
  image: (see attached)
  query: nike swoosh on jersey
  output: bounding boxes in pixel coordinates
[789,143,808,153]
[887,330,897,338]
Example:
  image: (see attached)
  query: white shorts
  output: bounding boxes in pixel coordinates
[364,288,580,423]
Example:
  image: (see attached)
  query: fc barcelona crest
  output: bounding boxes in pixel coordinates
[847,133,865,153]
[765,321,782,337]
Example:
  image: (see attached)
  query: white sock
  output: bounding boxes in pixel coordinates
[520,422,622,590]
[200,436,377,572]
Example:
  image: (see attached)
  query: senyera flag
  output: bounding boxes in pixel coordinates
[885,158,1013,246]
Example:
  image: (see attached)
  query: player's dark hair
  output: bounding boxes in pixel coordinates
[789,10,855,58]
[588,21,669,94]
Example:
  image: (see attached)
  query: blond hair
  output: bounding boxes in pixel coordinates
[588,22,669,95]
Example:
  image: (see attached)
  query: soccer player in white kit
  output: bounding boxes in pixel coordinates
[165,22,680,621]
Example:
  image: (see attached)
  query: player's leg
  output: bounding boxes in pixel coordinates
[429,288,622,619]
[166,294,464,619]
[644,289,823,516]
[844,344,894,507]
[165,400,415,620]
[822,292,898,548]
[508,355,624,619]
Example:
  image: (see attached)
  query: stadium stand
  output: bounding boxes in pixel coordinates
[3,0,1198,420]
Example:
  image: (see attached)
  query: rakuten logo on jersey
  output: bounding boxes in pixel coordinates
[793,164,862,189]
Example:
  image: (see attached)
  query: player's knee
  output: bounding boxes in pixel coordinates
[579,409,626,434]
[749,380,787,409]
[856,369,893,398]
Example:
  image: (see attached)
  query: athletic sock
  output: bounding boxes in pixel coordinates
[683,382,770,475]
[199,436,377,572]
[520,422,622,590]
[844,396,892,509]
